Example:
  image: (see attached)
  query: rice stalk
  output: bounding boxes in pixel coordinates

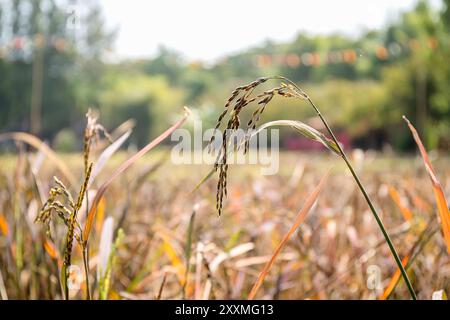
[211,76,417,299]
[34,109,111,299]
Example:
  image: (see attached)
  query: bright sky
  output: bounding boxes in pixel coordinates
[100,0,441,62]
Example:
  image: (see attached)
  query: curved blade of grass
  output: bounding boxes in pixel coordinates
[403,116,450,253]
[83,107,190,242]
[253,120,340,155]
[89,130,132,187]
[248,170,330,300]
[0,132,76,186]
[110,119,135,141]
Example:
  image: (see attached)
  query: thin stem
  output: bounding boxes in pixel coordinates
[81,243,91,300]
[305,96,417,300]
[63,267,68,300]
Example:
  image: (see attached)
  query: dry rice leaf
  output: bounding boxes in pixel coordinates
[43,239,58,260]
[248,170,330,300]
[83,108,190,242]
[0,214,8,236]
[388,186,413,221]
[89,130,132,187]
[95,197,106,235]
[0,132,76,186]
[253,120,340,155]
[110,119,135,141]
[210,243,255,273]
[403,116,450,253]
[379,255,410,300]
[234,252,297,268]
[97,216,114,282]
[161,236,185,284]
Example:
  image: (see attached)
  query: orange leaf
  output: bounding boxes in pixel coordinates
[388,186,413,221]
[248,170,330,300]
[154,225,191,289]
[379,255,410,300]
[95,196,106,235]
[44,239,59,260]
[403,116,450,253]
[0,214,9,236]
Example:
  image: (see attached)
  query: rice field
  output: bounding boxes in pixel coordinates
[0,146,448,300]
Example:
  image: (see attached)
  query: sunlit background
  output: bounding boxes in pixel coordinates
[100,0,442,61]
[0,0,449,150]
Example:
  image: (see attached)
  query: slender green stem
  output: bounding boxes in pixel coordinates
[305,97,417,300]
[83,192,91,300]
[81,243,91,300]
[62,265,68,300]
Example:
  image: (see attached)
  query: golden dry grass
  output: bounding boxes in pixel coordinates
[0,147,448,300]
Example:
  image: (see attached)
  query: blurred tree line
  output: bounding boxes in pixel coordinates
[0,0,449,151]
[0,0,113,148]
